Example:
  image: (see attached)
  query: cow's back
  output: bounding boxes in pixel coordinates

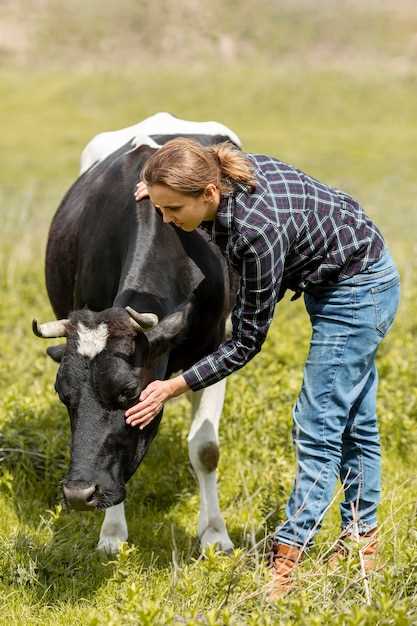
[80,112,241,174]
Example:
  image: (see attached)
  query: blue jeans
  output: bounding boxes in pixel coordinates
[275,249,400,548]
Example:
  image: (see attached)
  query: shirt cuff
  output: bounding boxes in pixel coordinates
[182,367,207,392]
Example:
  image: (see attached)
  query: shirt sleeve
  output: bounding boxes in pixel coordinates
[182,224,287,391]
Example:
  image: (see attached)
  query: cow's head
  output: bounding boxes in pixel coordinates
[33,305,187,511]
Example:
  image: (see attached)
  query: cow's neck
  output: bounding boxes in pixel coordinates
[115,204,204,317]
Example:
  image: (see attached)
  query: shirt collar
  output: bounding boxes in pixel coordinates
[199,192,233,242]
[208,181,249,241]
[212,191,233,240]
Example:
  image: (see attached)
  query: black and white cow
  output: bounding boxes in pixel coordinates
[33,114,239,554]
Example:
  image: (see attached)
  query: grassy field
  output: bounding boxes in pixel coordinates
[1,3,417,624]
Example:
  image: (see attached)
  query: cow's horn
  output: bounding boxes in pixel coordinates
[125,306,159,331]
[32,318,69,338]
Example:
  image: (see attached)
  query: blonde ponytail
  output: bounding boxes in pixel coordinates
[208,142,256,193]
[142,137,256,196]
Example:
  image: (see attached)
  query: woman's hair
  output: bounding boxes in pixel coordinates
[141,137,256,196]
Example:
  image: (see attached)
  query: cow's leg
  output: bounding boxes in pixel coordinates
[97,502,128,554]
[188,379,233,553]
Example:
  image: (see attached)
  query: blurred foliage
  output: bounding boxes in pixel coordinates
[0,1,417,624]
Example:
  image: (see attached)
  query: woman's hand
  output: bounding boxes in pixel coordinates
[125,375,189,429]
[134,181,149,202]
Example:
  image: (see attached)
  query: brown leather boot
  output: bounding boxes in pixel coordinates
[327,528,378,573]
[267,542,303,601]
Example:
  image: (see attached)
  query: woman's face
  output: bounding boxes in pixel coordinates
[148,184,219,232]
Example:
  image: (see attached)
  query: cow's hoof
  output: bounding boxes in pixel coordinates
[97,535,127,555]
[200,527,234,554]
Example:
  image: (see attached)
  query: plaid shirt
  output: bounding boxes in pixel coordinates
[182,153,384,392]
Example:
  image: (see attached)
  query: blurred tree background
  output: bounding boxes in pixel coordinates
[2,0,417,71]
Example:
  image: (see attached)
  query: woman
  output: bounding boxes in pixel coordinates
[125,138,400,598]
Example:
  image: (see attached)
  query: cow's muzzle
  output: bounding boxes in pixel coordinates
[63,480,97,510]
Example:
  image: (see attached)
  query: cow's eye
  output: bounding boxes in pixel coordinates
[55,370,73,406]
[113,351,135,364]
[117,383,138,406]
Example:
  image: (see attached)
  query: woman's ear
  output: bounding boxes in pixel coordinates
[204,185,220,219]
[204,183,217,200]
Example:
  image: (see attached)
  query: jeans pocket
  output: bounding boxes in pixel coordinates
[371,275,400,337]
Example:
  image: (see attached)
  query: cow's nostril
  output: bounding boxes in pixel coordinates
[63,481,97,510]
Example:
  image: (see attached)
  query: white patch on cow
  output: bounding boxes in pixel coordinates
[77,322,109,359]
[130,133,159,151]
[80,131,159,173]
[131,112,242,147]
[97,502,128,554]
[188,379,234,553]
[80,112,242,174]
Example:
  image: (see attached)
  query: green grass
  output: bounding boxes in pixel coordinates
[1,52,417,626]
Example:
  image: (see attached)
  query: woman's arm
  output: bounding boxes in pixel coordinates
[125,224,287,428]
[183,224,286,390]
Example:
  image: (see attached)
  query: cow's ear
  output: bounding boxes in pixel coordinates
[46,345,66,363]
[145,304,192,358]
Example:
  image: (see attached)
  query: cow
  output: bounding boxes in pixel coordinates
[32,115,240,554]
